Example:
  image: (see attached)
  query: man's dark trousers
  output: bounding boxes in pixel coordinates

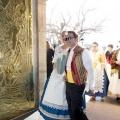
[66,82,88,120]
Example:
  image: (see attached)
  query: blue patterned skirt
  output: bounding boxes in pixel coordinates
[38,71,70,120]
[86,69,109,97]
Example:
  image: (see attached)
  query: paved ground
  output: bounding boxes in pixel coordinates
[25,95,120,120]
[86,95,120,120]
[24,111,44,120]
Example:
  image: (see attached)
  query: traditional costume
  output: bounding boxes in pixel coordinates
[39,45,70,120]
[105,50,114,80]
[109,48,120,98]
[65,45,94,120]
[86,49,109,97]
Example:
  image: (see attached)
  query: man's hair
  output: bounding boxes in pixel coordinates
[67,31,78,38]
[108,44,113,48]
[92,42,98,46]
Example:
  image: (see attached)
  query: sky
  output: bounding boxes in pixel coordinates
[46,0,120,49]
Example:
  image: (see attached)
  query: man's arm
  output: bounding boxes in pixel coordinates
[82,49,94,92]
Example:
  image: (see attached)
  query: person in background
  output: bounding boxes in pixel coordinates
[39,31,70,120]
[105,44,114,80]
[46,41,54,79]
[82,93,86,113]
[109,47,120,100]
[64,31,94,120]
[86,42,109,101]
[105,44,114,64]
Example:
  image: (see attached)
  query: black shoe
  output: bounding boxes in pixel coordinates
[116,97,120,100]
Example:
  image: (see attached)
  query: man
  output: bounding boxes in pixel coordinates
[63,31,94,120]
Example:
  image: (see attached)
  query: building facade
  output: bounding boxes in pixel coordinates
[0,0,46,119]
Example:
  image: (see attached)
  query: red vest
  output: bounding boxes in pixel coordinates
[65,45,87,85]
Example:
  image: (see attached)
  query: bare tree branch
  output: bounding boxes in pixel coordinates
[46,4,105,45]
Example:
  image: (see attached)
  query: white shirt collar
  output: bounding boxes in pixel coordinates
[70,44,78,51]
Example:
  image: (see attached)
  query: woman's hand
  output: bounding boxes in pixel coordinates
[53,63,56,69]
[101,64,105,70]
[63,75,68,82]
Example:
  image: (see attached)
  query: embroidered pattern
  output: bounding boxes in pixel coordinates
[86,50,105,92]
[86,63,104,92]
[39,106,70,119]
[42,100,68,110]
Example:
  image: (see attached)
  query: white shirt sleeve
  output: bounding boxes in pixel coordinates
[82,49,94,90]
[117,51,120,60]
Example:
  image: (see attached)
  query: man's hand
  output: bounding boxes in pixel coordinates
[88,90,94,96]
[63,75,68,82]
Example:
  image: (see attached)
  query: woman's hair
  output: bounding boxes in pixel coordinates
[61,31,65,35]
[108,44,113,48]
[61,31,67,37]
[46,41,50,50]
[92,42,98,46]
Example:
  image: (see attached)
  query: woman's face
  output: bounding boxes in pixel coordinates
[92,43,98,52]
[108,47,113,52]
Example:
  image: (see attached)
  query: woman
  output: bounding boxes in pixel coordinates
[39,31,70,120]
[86,42,109,100]
[105,44,114,80]
[109,48,120,100]
[46,41,54,79]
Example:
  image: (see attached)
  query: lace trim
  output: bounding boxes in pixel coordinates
[86,63,104,93]
[39,106,70,119]
[42,100,68,110]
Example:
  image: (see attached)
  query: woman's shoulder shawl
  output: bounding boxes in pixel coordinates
[111,49,120,69]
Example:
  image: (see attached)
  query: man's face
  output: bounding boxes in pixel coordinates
[66,33,78,48]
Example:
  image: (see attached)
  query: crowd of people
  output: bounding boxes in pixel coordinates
[38,30,120,120]
[106,44,120,100]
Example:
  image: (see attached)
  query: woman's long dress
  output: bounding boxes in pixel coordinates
[86,50,109,97]
[105,50,114,80]
[109,51,120,97]
[39,45,70,120]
